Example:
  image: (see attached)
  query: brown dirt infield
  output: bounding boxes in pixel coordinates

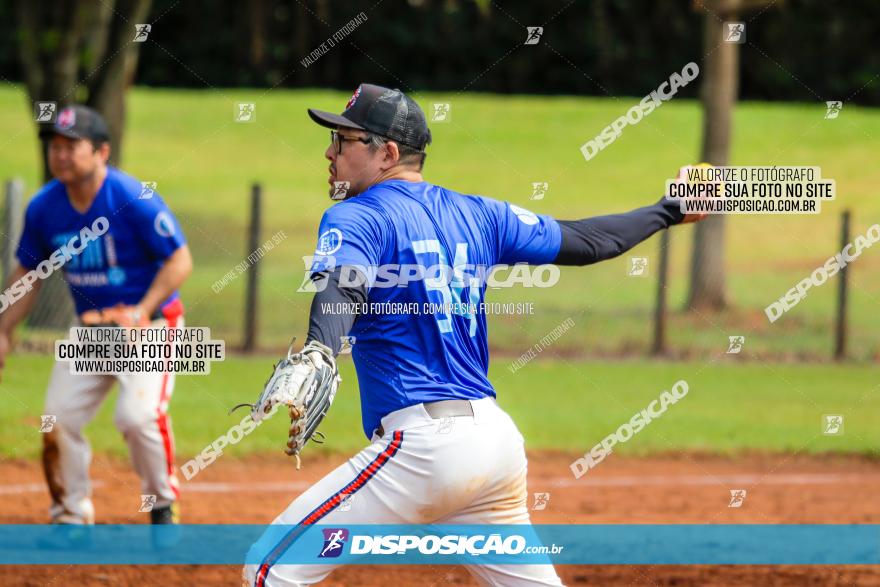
[1,451,879,586]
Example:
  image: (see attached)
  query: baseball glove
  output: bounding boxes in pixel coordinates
[232,339,341,468]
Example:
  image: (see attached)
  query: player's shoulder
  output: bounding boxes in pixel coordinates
[104,167,146,203]
[26,179,67,214]
[322,185,395,223]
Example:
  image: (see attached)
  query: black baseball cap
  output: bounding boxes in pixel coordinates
[39,104,110,144]
[308,84,432,151]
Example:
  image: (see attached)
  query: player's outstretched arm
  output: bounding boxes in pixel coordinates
[554,165,707,266]
[553,196,684,266]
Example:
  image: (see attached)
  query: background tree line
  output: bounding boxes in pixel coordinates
[1,0,877,105]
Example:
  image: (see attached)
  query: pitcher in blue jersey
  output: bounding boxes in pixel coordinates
[245,85,705,586]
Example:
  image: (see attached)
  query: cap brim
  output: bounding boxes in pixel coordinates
[307,108,365,131]
[38,126,84,140]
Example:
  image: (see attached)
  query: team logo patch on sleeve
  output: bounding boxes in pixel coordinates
[316,228,343,255]
[154,211,177,238]
[509,204,539,226]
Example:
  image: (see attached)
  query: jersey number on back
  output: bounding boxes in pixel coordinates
[412,239,479,337]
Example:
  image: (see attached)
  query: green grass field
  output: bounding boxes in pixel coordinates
[2,354,877,460]
[1,86,879,358]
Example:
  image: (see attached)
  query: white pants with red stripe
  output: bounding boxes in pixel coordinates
[42,316,182,524]
[243,397,564,586]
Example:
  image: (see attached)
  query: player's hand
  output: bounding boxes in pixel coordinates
[232,340,341,469]
[81,304,149,327]
[0,331,10,383]
[673,164,712,225]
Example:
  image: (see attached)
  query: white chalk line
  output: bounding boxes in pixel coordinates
[3,473,880,495]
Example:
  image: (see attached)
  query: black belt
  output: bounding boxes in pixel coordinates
[376,399,474,438]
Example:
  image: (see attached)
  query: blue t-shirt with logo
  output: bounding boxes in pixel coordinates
[15,167,186,314]
[310,179,561,437]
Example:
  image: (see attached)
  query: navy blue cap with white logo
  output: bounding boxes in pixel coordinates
[308,83,432,151]
[39,105,110,144]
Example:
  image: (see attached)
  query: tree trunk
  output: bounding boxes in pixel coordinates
[16,0,98,183]
[14,0,151,329]
[686,12,740,312]
[86,0,153,166]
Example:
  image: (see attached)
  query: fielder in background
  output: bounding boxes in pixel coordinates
[0,105,192,525]
[243,84,705,586]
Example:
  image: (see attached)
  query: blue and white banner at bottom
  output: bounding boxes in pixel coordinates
[0,525,877,565]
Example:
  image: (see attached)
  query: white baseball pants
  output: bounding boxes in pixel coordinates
[244,397,564,586]
[42,315,183,524]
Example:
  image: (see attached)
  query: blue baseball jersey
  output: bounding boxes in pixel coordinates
[16,167,186,315]
[310,179,562,437]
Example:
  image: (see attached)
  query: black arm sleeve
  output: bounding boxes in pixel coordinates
[305,267,368,356]
[553,197,685,266]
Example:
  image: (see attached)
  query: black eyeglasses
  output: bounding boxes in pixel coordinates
[330,130,371,154]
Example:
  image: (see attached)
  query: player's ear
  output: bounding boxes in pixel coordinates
[383,141,401,168]
[96,141,111,163]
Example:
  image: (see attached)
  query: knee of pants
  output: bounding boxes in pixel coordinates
[114,409,162,435]
[44,415,86,440]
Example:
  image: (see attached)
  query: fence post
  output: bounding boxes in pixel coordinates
[243,183,262,352]
[2,179,24,283]
[2,179,74,331]
[652,230,670,356]
[834,210,850,361]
